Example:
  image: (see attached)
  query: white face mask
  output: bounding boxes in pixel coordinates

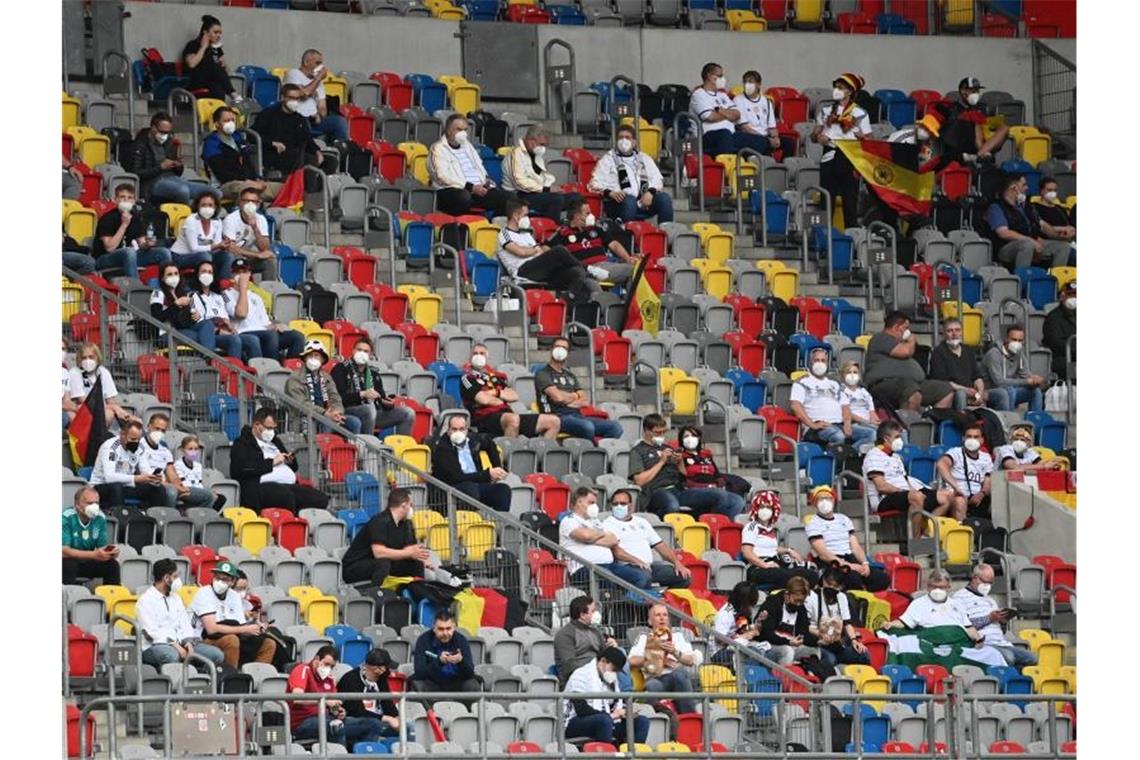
[242,202,259,217]
[551,346,569,362]
[928,588,949,603]
[312,64,324,76]
[305,356,324,371]
[901,328,912,341]
[844,373,860,387]
[316,665,332,681]
[1011,439,1029,454]
[353,350,369,365]
[170,576,183,593]
[198,272,214,288]
[163,275,180,289]
[199,206,216,220]
[947,338,962,348]
[891,437,905,453]
[590,610,603,626]
[756,507,773,523]
[616,138,634,154]
[212,579,230,595]
[1016,193,1027,205]
[284,99,300,112]
[211,41,223,50]
[80,358,98,373]
[155,132,169,144]
[533,144,546,157]
[811,361,828,377]
[449,430,467,447]
[682,435,699,451]
[611,504,629,521]
[744,82,758,96]
[517,215,532,230]
[1043,190,1058,203]
[816,499,834,516]
[651,436,666,447]
[966,92,981,106]
[1063,297,1076,310]
[1006,340,1023,354]
[601,670,618,685]
[714,76,727,90]
[975,582,992,596]
[470,353,487,369]
[584,213,597,227]
[585,503,600,520]
[118,201,134,214]
[832,87,847,101]
[453,129,469,144]
[963,437,982,453]
[221,121,237,135]
[148,431,164,447]
[84,503,102,520]
[260,427,276,443]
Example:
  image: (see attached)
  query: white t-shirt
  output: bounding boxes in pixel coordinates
[69,366,118,402]
[601,515,660,566]
[192,290,231,322]
[690,87,737,134]
[951,587,1009,648]
[62,366,71,396]
[89,436,142,485]
[449,144,484,185]
[899,595,971,630]
[224,287,272,333]
[741,521,780,558]
[806,589,853,626]
[629,628,700,673]
[559,512,614,575]
[283,68,325,118]
[993,444,1041,467]
[497,227,538,279]
[816,102,872,161]
[862,446,914,510]
[138,437,174,475]
[790,376,847,424]
[841,386,875,422]
[189,585,247,638]
[172,214,223,255]
[257,437,297,485]
[174,457,204,488]
[805,513,855,557]
[941,448,994,497]
[221,210,270,250]
[734,94,777,134]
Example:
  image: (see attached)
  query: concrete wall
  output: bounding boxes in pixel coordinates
[990,472,1076,563]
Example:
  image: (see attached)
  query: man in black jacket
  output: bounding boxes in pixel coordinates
[229,407,330,512]
[1041,280,1076,380]
[430,415,511,511]
[330,337,415,436]
[201,105,280,201]
[928,319,990,410]
[127,112,194,204]
[336,649,404,738]
[251,84,337,180]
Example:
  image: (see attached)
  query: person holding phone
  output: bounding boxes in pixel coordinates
[952,563,1038,669]
[411,612,481,701]
[230,407,330,513]
[127,112,193,205]
[62,486,121,586]
[189,561,276,669]
[289,645,385,745]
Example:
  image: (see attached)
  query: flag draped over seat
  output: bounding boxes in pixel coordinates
[68,375,109,469]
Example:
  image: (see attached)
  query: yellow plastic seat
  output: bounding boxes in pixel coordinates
[270,67,289,81]
[412,508,446,542]
[848,590,892,630]
[1058,665,1076,693]
[1035,640,1066,672]
[1023,665,1067,695]
[657,367,688,395]
[942,524,974,565]
[1020,134,1052,166]
[305,329,336,357]
[238,517,273,554]
[842,664,877,690]
[399,443,431,473]
[1062,195,1076,209]
[62,198,84,220]
[923,515,958,539]
[1007,125,1041,147]
[62,282,85,322]
[1049,266,1077,291]
[792,0,824,25]
[196,98,227,130]
[384,434,418,456]
[289,318,322,335]
[408,292,443,329]
[754,259,786,275]
[663,513,696,529]
[678,522,711,556]
[690,222,721,242]
[109,594,140,635]
[160,203,192,235]
[303,595,339,630]
[619,745,653,756]
[703,267,733,299]
[620,117,662,162]
[703,232,736,263]
[854,334,872,348]
[726,9,763,30]
[462,521,497,562]
[472,225,500,256]
[222,506,258,533]
[176,584,198,608]
[94,584,132,607]
[427,522,452,562]
[669,378,701,417]
[1017,628,1052,652]
[323,75,348,103]
[698,664,738,710]
[769,270,799,302]
[450,83,481,114]
[739,18,768,31]
[64,208,97,246]
[437,7,465,20]
[942,0,975,28]
[688,257,713,277]
[655,742,692,755]
[249,283,274,314]
[63,94,82,130]
[859,675,892,711]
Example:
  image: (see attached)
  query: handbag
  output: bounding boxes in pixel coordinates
[1044,381,1073,414]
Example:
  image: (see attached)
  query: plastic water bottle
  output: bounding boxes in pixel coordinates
[145,221,156,247]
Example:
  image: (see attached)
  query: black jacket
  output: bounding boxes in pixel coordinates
[336,668,398,721]
[251,105,320,175]
[757,592,819,648]
[150,286,197,329]
[430,431,503,485]
[126,129,182,199]
[330,360,395,409]
[230,425,297,510]
[1041,304,1076,378]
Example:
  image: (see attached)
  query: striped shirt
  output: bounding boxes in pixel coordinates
[451,144,484,185]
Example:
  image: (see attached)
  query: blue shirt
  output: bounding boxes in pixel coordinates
[456,443,478,475]
[985,202,1030,233]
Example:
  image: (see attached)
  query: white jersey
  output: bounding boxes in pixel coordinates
[69,366,118,402]
[257,438,297,485]
[221,210,269,250]
[138,437,174,475]
[629,628,700,674]
[600,515,660,566]
[899,595,971,630]
[174,457,205,488]
[690,87,737,134]
[191,290,232,322]
[224,287,272,333]
[559,512,614,575]
[816,102,871,161]
[733,93,777,134]
[806,589,853,626]
[993,444,1041,467]
[862,446,915,509]
[189,585,247,638]
[741,521,780,558]
[790,376,847,424]
[89,436,142,485]
[941,448,994,496]
[805,513,856,557]
[951,587,1010,648]
[840,386,875,422]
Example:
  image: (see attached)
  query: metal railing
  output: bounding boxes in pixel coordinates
[167,87,201,173]
[699,396,731,474]
[797,186,833,284]
[304,165,332,252]
[672,111,705,212]
[734,148,766,240]
[542,39,576,136]
[931,261,964,341]
[564,320,596,400]
[495,280,531,369]
[101,50,136,133]
[434,242,464,330]
[1031,40,1076,150]
[364,204,401,287]
[765,433,801,517]
[609,74,640,145]
[837,469,872,554]
[865,221,898,311]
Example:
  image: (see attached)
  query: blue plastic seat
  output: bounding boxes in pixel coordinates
[937,419,963,448]
[739,379,767,412]
[207,393,241,441]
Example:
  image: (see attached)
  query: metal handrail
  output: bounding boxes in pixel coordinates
[609,74,640,144]
[931,260,964,341]
[797,185,834,283]
[913,509,945,573]
[433,242,463,330]
[867,220,898,309]
[997,297,1031,382]
[364,204,400,287]
[243,126,264,178]
[766,432,801,517]
[101,50,136,133]
[564,320,596,400]
[167,88,201,173]
[1064,333,1075,423]
[838,468,873,554]
[302,165,331,251]
[633,359,664,413]
[542,38,576,136]
[181,649,219,695]
[672,111,704,212]
[733,147,767,240]
[496,279,530,369]
[106,612,146,740]
[699,396,731,474]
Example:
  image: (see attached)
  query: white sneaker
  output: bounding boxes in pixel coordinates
[587,265,609,280]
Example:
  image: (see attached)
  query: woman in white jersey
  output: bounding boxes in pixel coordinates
[811,73,871,228]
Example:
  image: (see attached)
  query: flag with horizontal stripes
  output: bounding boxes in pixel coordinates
[837,139,935,216]
[621,256,661,336]
[68,375,109,469]
[271,168,305,212]
[881,625,1007,670]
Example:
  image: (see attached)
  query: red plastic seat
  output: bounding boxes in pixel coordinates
[179,545,217,579]
[525,549,566,601]
[758,405,799,453]
[1033,554,1076,603]
[916,664,950,695]
[674,713,704,749]
[990,741,1027,754]
[581,742,618,754]
[323,440,359,483]
[67,625,98,678]
[563,148,597,184]
[364,140,408,182]
[883,742,917,754]
[67,703,96,758]
[507,741,543,755]
[938,162,972,202]
[525,290,567,339]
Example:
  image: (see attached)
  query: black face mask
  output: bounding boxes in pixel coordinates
[822,587,840,602]
[124,441,140,453]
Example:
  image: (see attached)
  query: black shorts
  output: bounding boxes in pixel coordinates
[877,488,940,515]
[473,411,540,438]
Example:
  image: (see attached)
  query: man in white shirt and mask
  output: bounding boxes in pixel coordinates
[136,558,226,669]
[565,647,649,744]
[790,347,872,449]
[559,487,650,591]
[627,603,702,713]
[936,422,993,521]
[952,564,1038,669]
[429,114,513,216]
[689,62,770,157]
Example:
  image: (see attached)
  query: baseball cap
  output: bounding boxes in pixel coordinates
[231,256,251,272]
[958,77,985,91]
[213,560,239,579]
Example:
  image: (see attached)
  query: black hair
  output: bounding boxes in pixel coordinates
[199,14,222,34]
[434,610,456,625]
[212,105,236,124]
[193,259,223,295]
[700,62,721,81]
[158,262,186,308]
[1039,175,1057,188]
[444,113,467,131]
[280,83,303,97]
[151,111,172,128]
[314,644,338,662]
[727,581,759,613]
[679,425,703,444]
[114,183,136,197]
[153,558,177,583]
[883,311,909,329]
[569,594,594,620]
[643,413,667,432]
[191,188,220,213]
[1004,323,1025,337]
[821,566,847,586]
[1000,173,1023,195]
[504,197,527,219]
[876,419,903,443]
[572,486,596,505]
[743,70,762,83]
[253,407,277,425]
[387,488,412,510]
[615,123,636,138]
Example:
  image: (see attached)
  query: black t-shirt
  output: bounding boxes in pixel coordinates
[92,207,156,258]
[341,511,416,567]
[336,668,398,720]
[1031,201,1072,229]
[182,39,227,91]
[928,342,982,389]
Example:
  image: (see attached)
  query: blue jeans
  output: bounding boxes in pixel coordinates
[178,486,219,510]
[617,561,691,590]
[999,645,1039,669]
[991,386,1043,412]
[346,403,416,436]
[240,329,306,361]
[215,332,262,360]
[566,713,649,745]
[150,175,194,205]
[643,668,698,713]
[805,423,875,449]
[819,641,871,669]
[702,129,772,157]
[295,714,384,745]
[171,251,212,270]
[310,114,349,142]
[571,563,652,591]
[177,320,217,353]
[96,246,172,279]
[142,641,225,668]
[213,250,235,279]
[63,252,96,275]
[648,487,745,519]
[603,190,675,223]
[557,411,624,441]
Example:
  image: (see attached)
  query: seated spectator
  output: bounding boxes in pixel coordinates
[181,15,237,103]
[588,124,673,223]
[284,49,349,143]
[986,173,1071,271]
[171,190,234,277]
[691,62,770,157]
[285,340,360,434]
[151,262,220,353]
[342,488,430,586]
[92,183,172,279]
[202,107,280,201]
[502,125,574,220]
[62,340,79,429]
[837,361,879,445]
[534,336,622,441]
[221,187,279,280]
[756,577,826,672]
[230,406,331,512]
[711,581,769,667]
[69,342,131,427]
[430,415,511,512]
[676,425,748,514]
[189,560,276,668]
[337,649,406,739]
[733,70,795,157]
[224,259,305,360]
[936,422,994,521]
[629,414,744,519]
[289,645,384,745]
[994,424,1062,472]
[863,311,954,411]
[63,156,83,200]
[460,343,560,439]
[937,77,1009,165]
[1042,280,1076,380]
[952,563,1038,670]
[559,487,649,590]
[863,420,962,539]
[173,434,226,510]
[548,198,637,285]
[741,490,818,588]
[806,567,870,669]
[137,558,225,670]
[188,260,253,360]
[139,412,217,512]
[627,604,702,713]
[429,114,513,216]
[460,344,507,381]
[411,611,481,695]
[983,324,1045,412]
[62,486,121,586]
[928,319,995,411]
[251,84,337,180]
[554,594,618,686]
[127,112,193,205]
[1031,176,1076,242]
[812,73,872,229]
[791,349,872,449]
[63,229,96,275]
[497,198,600,306]
[806,486,889,592]
[90,420,175,509]
[330,337,415,436]
[564,647,648,745]
[601,490,691,590]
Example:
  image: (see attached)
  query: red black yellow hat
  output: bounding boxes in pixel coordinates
[834,73,865,92]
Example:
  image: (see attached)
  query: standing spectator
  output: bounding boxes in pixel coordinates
[928,319,995,410]
[62,487,121,585]
[497,198,600,306]
[337,649,406,739]
[936,422,994,521]
[1031,177,1076,241]
[812,73,872,229]
[711,582,769,667]
[429,114,513,216]
[288,645,385,745]
[806,567,870,668]
[430,415,512,512]
[284,340,360,434]
[553,595,617,687]
[863,311,954,411]
[1042,281,1076,380]
[502,125,571,220]
[994,424,1062,472]
[224,259,305,360]
[564,648,648,745]
[173,434,226,511]
[342,489,430,586]
[790,348,869,448]
[983,324,1045,412]
[188,261,253,360]
[690,62,769,157]
[560,487,650,590]
[171,190,234,276]
[181,15,236,103]
[733,71,794,157]
[411,612,481,696]
[755,577,823,669]
[460,343,561,439]
[985,174,1072,271]
[128,113,193,205]
[69,342,132,427]
[230,407,331,512]
[588,125,673,223]
[548,198,638,284]
[601,491,692,590]
[251,84,336,179]
[627,604,702,713]
[937,77,1009,165]
[150,262,219,353]
[138,412,217,511]
[203,107,280,201]
[190,561,277,668]
[136,558,226,669]
[806,486,889,592]
[952,564,1038,669]
[535,336,623,441]
[330,337,415,436]
[863,420,963,538]
[221,187,279,280]
[837,361,879,445]
[629,414,743,518]
[92,184,173,279]
[89,420,174,509]
[741,490,817,587]
[284,49,349,143]
[676,425,747,515]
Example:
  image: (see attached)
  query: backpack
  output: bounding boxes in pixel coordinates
[341,141,375,181]
[140,48,178,83]
[100,127,134,165]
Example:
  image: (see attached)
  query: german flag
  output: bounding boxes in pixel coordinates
[271,168,306,212]
[837,139,935,216]
[621,257,662,336]
[68,375,110,469]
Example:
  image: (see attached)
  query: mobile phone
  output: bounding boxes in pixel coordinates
[999,608,1019,618]
[153,468,164,476]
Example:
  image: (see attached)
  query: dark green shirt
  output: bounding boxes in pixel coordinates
[62,509,110,551]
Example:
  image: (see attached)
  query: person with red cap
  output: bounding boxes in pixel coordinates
[741,490,819,588]
[812,73,872,228]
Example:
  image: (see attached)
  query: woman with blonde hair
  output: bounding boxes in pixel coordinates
[838,360,879,449]
[67,342,131,427]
